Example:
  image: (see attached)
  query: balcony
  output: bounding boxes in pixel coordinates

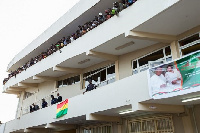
[4,71,151,133]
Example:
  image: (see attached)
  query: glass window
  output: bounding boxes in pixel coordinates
[179,33,199,47]
[24,92,34,99]
[83,64,115,88]
[74,75,80,84]
[100,69,106,82]
[57,80,63,88]
[63,79,68,86]
[179,33,200,56]
[139,49,164,67]
[107,65,115,78]
[181,43,200,56]
[57,75,80,88]
[132,60,137,69]
[132,46,172,74]
[165,46,171,56]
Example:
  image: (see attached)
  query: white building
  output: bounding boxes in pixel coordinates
[1,0,200,132]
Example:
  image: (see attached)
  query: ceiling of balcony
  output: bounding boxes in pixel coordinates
[57,53,106,68]
[134,0,200,36]
[92,34,158,55]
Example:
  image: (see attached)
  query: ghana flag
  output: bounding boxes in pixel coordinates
[56,99,68,118]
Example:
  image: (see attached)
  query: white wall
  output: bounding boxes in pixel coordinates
[0,124,5,133]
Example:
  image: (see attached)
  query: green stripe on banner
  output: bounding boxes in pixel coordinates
[56,108,68,118]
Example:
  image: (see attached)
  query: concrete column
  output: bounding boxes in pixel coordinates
[170,41,180,60]
[115,60,119,81]
[16,91,25,118]
[80,74,84,90]
[117,125,122,133]
[182,115,194,133]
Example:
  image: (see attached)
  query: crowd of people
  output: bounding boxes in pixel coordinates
[3,0,138,85]
[29,93,62,113]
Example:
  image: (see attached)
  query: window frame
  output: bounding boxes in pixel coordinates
[83,64,116,88]
[132,46,172,74]
[57,75,80,88]
[178,32,200,57]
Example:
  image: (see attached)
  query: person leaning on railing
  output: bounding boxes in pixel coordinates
[42,98,48,108]
[83,79,97,94]
[51,95,57,105]
[57,93,62,103]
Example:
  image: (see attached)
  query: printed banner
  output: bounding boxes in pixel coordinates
[148,50,200,99]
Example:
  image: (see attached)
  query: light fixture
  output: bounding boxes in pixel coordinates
[182,96,200,103]
[149,106,157,109]
[115,41,134,50]
[78,59,90,64]
[119,109,133,114]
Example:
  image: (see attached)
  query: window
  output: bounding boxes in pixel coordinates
[82,125,112,133]
[128,115,174,133]
[179,33,200,56]
[83,64,115,88]
[57,75,80,88]
[132,46,172,74]
[24,92,34,99]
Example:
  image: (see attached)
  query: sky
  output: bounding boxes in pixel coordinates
[0,0,79,123]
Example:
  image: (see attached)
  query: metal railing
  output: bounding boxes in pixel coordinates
[82,124,112,133]
[22,95,52,115]
[128,115,174,133]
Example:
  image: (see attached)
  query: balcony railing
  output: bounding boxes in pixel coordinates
[21,76,116,116]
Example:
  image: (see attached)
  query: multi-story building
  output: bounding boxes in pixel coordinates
[1,0,200,132]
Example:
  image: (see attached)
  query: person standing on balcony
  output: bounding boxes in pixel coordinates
[32,103,39,111]
[51,95,57,105]
[57,93,62,103]
[83,79,97,94]
[42,99,48,108]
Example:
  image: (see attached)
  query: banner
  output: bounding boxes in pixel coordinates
[148,50,200,99]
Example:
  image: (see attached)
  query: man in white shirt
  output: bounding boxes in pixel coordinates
[165,65,181,87]
[150,67,166,93]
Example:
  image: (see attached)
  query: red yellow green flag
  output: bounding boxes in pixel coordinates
[56,99,68,118]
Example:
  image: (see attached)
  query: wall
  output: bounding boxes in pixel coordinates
[173,114,185,133]
[57,83,83,100]
[0,124,5,133]
[118,43,169,79]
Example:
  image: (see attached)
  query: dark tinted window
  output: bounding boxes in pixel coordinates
[179,34,199,47]
[139,49,164,66]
